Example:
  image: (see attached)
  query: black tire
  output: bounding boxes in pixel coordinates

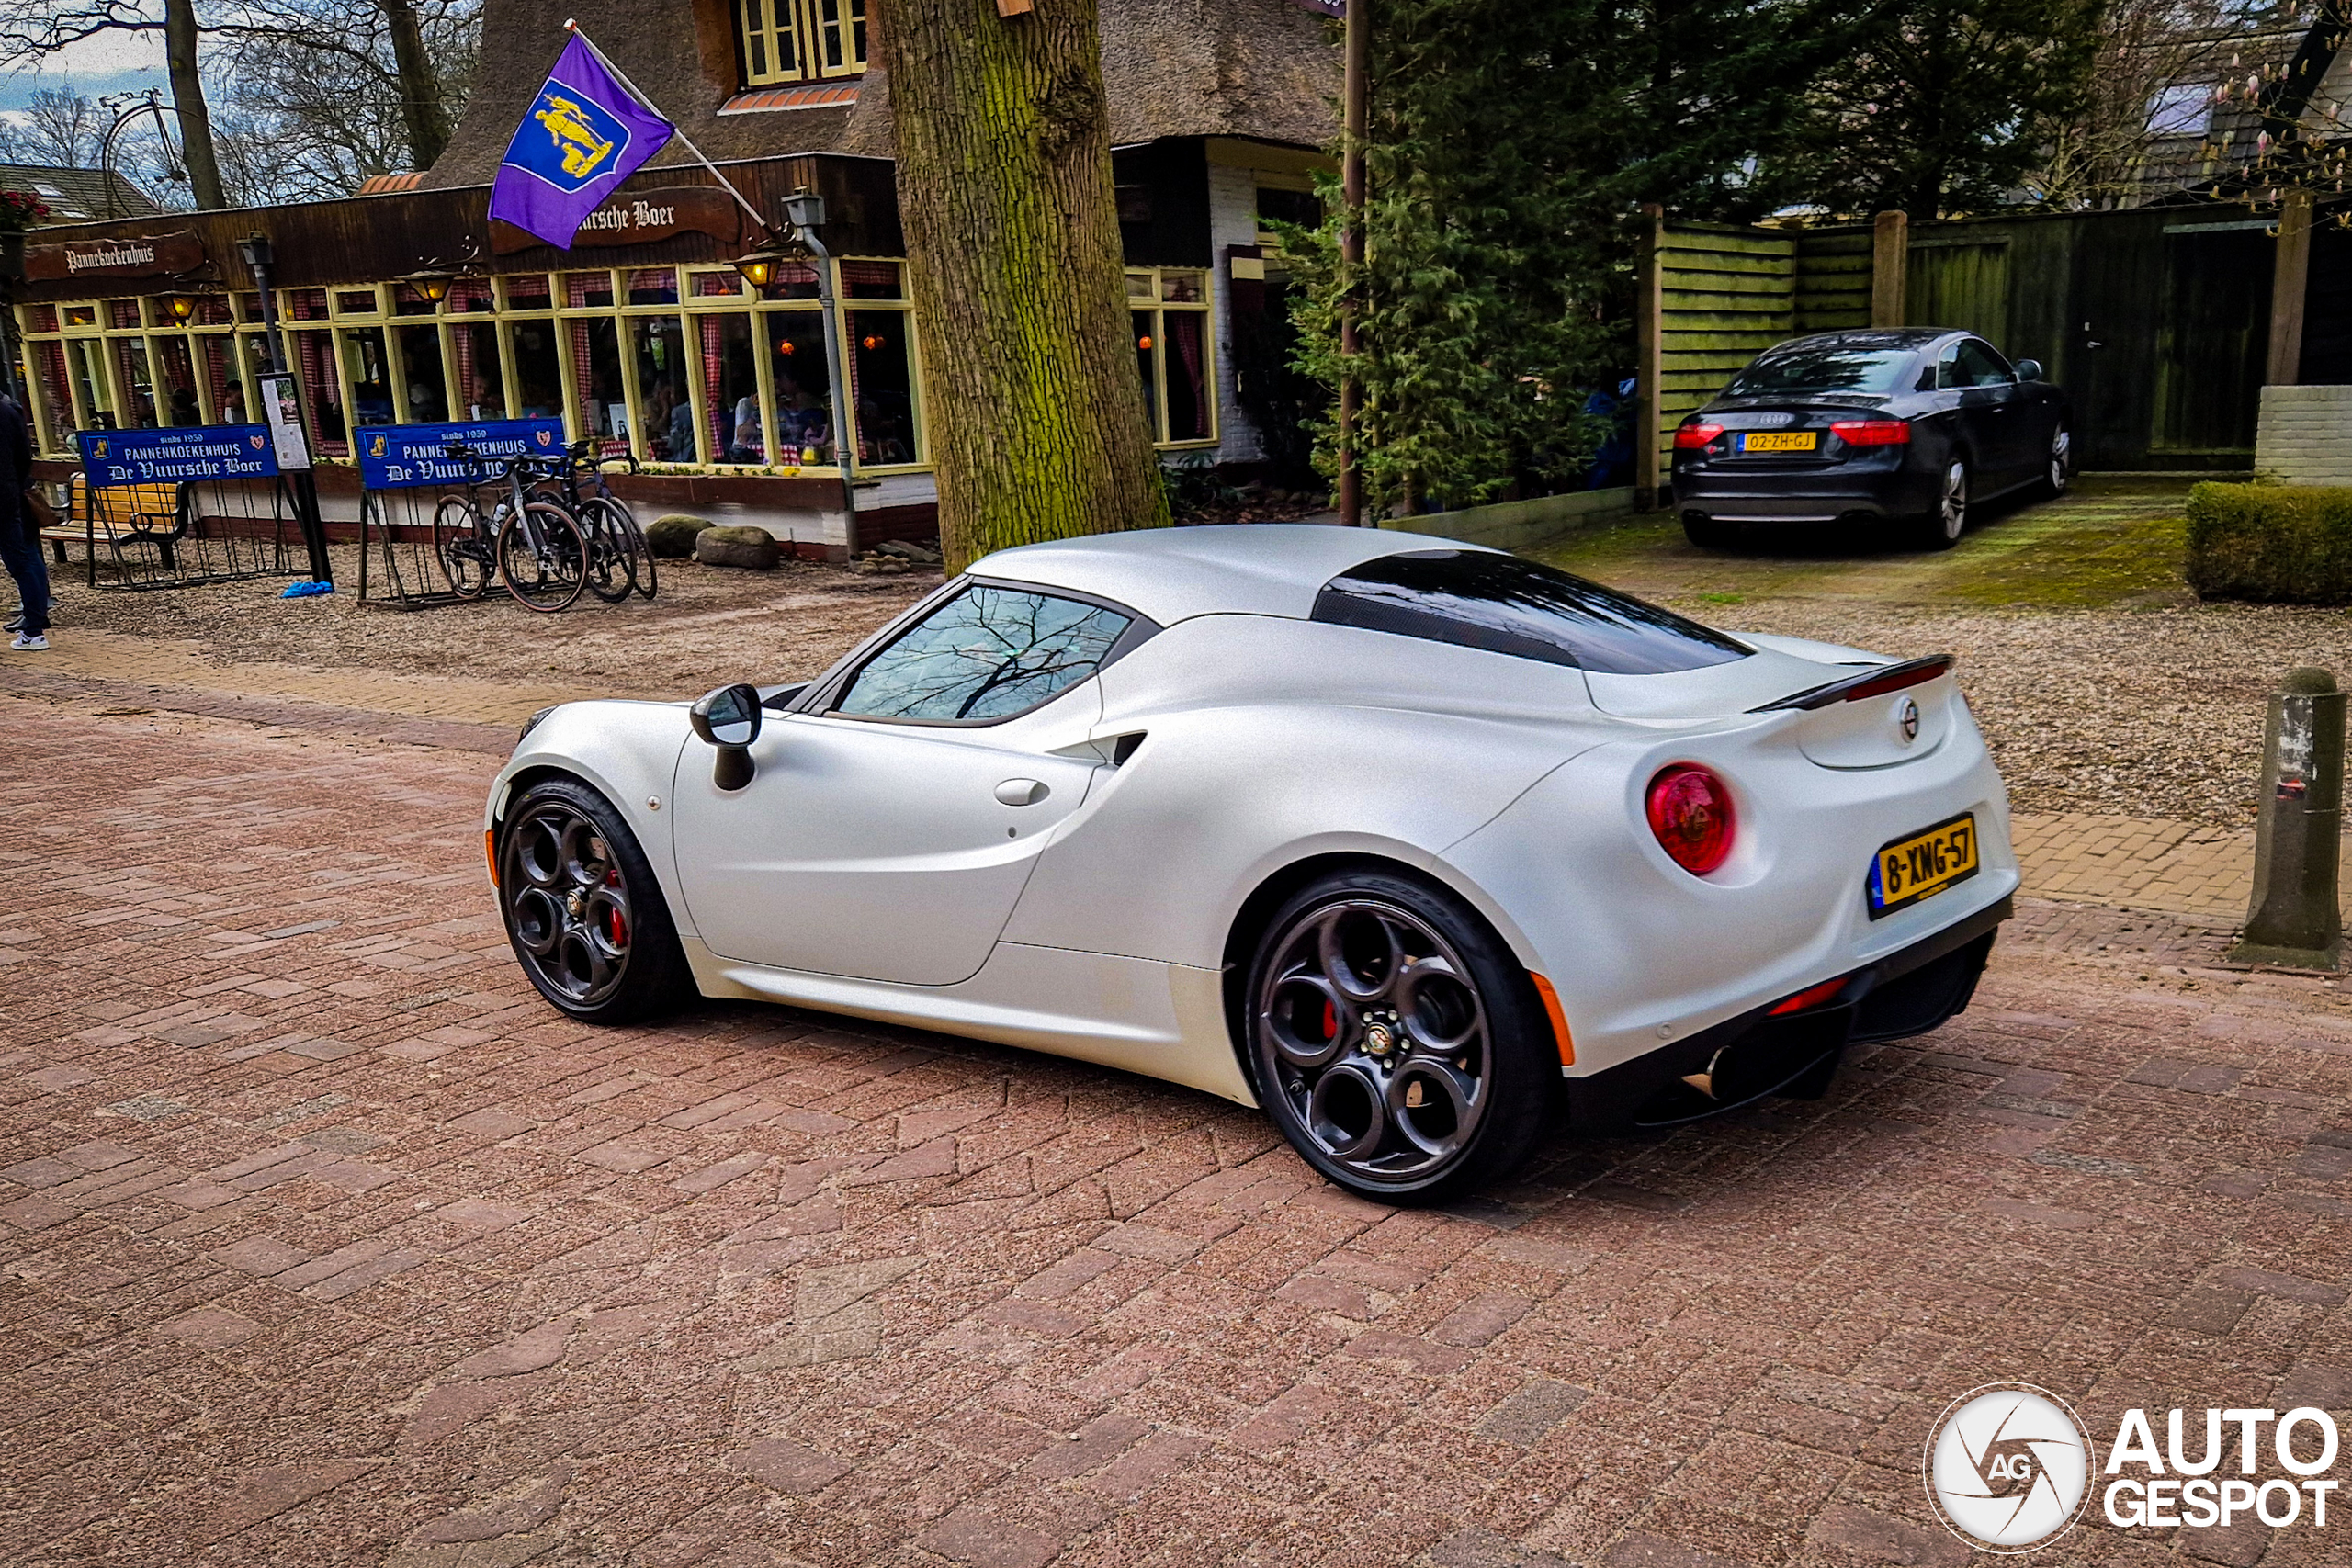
[1243,868,1555,1203]
[434,495,492,600]
[497,502,591,613]
[498,776,693,1023]
[586,496,654,601]
[1915,458,1967,551]
[581,502,636,603]
[1682,513,1738,549]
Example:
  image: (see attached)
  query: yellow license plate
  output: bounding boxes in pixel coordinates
[1738,431,1816,453]
[1869,813,1979,918]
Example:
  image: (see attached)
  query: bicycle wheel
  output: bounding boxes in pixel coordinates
[497,502,590,613]
[586,496,650,601]
[434,495,493,600]
[578,502,634,604]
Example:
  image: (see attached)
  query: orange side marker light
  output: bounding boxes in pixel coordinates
[485,828,499,888]
[1529,973,1575,1066]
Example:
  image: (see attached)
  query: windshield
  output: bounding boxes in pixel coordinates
[1724,344,1917,397]
[1312,550,1750,675]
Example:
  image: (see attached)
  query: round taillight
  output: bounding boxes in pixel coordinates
[1645,764,1735,875]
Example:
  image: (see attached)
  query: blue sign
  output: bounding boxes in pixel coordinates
[77,425,280,489]
[356,419,568,491]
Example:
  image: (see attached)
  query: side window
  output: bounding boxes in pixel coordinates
[833,584,1135,722]
[1935,342,1963,390]
[1954,339,2014,387]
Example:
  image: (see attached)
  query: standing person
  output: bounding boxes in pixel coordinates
[0,393,50,651]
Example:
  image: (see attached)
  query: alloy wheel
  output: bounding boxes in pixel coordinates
[503,800,634,1009]
[1253,898,1493,1186]
[2049,427,2071,493]
[1939,462,1968,540]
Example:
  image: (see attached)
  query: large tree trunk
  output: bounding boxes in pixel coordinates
[164,0,225,209]
[870,0,1169,570]
[379,0,452,170]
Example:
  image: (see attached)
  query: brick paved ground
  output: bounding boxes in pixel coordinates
[6,696,2352,1567]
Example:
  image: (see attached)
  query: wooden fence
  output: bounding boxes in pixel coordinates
[1635,204,2302,502]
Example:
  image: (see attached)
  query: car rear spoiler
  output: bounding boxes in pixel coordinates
[1747,653,1955,713]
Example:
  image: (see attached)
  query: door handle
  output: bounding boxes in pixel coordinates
[995,778,1049,806]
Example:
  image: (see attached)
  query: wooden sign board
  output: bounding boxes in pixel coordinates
[490,185,744,255]
[25,229,205,284]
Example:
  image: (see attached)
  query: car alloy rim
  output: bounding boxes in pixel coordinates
[2051,429,2070,489]
[1255,898,1491,1184]
[504,801,632,1007]
[1941,464,1967,538]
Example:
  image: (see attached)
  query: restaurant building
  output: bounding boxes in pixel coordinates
[14,0,1337,556]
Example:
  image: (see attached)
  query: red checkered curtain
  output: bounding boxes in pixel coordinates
[571,319,596,437]
[33,341,74,438]
[295,332,348,455]
[702,315,726,460]
[1169,313,1206,440]
[200,339,233,421]
[451,327,477,418]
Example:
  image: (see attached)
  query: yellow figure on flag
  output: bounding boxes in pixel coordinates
[369,434,388,457]
[535,93,615,180]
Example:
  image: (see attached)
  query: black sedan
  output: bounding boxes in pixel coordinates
[1669,328,2072,550]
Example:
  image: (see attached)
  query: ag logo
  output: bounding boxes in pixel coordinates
[1924,1383,2092,1552]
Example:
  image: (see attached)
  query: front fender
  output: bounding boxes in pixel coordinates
[485,701,697,935]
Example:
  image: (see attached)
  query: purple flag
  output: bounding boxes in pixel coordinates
[488,34,674,249]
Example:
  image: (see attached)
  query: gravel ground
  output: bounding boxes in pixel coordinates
[43,541,941,696]
[36,531,2347,829]
[1697,599,2352,829]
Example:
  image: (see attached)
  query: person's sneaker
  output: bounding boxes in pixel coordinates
[9,633,48,651]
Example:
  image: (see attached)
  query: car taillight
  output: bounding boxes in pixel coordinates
[1673,423,1724,449]
[1645,764,1736,875]
[1830,419,1910,446]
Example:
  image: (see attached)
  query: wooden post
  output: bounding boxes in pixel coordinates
[1871,210,1907,328]
[1634,202,1665,513]
[1337,0,1370,525]
[2268,189,2314,388]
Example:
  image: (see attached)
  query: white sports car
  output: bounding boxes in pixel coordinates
[486,525,2015,1201]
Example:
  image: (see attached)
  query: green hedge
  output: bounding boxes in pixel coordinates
[2185,482,2352,604]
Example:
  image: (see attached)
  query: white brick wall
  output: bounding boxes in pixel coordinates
[1205,160,1267,466]
[2256,385,2352,485]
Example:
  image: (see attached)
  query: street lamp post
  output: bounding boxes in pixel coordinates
[238,231,334,586]
[785,189,860,556]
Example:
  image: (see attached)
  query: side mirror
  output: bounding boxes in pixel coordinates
[2014,359,2042,382]
[689,682,763,792]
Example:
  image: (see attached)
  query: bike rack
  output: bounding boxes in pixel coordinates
[356,482,481,612]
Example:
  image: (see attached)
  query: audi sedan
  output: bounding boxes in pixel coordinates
[483,525,2015,1203]
[1670,328,2073,550]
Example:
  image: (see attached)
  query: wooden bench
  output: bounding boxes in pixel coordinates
[41,477,188,570]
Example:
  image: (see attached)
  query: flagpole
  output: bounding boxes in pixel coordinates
[564,19,775,237]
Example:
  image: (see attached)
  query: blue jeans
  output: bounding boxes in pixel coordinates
[0,490,50,635]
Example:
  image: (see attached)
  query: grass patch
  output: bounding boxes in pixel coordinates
[1530,490,2191,611]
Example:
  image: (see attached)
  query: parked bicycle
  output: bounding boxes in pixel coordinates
[536,439,655,602]
[433,446,589,613]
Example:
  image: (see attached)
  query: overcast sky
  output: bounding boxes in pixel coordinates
[0,33,175,118]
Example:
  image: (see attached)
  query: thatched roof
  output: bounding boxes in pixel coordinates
[423,0,1335,190]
